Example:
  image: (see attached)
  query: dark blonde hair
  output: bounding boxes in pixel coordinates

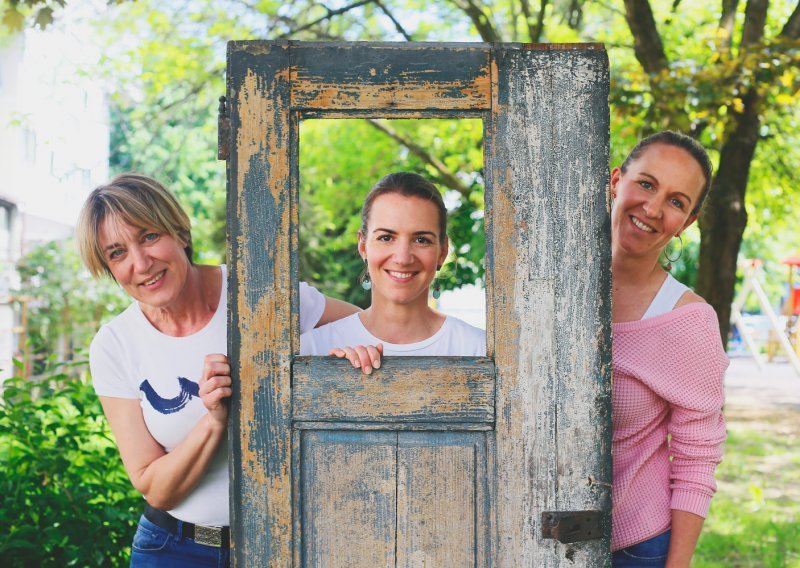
[76,173,193,278]
[621,130,713,214]
[361,172,447,243]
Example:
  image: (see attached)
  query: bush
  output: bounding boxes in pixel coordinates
[0,360,141,567]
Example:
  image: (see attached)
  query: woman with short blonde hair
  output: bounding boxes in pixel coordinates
[78,173,357,566]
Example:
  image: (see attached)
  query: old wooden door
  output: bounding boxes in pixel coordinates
[225,41,611,567]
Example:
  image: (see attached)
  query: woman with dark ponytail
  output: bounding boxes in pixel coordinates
[609,132,728,567]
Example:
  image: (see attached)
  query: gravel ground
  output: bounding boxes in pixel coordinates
[725,356,800,411]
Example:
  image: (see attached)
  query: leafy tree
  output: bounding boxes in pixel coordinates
[0,0,127,32]
[1,0,66,31]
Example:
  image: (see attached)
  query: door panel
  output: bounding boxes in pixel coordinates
[396,432,487,567]
[301,431,397,567]
[300,430,488,567]
[293,357,495,423]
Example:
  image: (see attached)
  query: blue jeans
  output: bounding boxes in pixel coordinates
[612,530,671,567]
[129,515,230,568]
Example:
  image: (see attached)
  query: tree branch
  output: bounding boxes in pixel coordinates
[374,0,412,40]
[741,0,768,47]
[565,0,584,30]
[780,1,800,38]
[622,0,668,74]
[277,0,377,39]
[449,0,502,42]
[592,0,626,18]
[519,0,548,42]
[718,0,739,53]
[366,119,472,198]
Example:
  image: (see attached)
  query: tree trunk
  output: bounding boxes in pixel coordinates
[718,0,740,53]
[696,0,779,345]
[696,87,761,346]
[622,0,668,74]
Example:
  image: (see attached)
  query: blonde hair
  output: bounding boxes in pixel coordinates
[76,173,193,278]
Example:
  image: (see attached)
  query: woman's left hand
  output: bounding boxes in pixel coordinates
[199,353,232,425]
[328,343,384,375]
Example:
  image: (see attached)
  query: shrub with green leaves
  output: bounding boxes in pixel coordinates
[0,361,141,567]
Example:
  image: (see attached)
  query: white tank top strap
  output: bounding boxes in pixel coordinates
[641,273,691,320]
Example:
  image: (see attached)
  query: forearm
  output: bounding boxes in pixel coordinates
[317,296,360,326]
[134,414,227,510]
[665,509,704,568]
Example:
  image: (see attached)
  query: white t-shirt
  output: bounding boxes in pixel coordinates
[300,313,486,356]
[89,266,325,525]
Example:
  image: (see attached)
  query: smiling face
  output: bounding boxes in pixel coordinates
[358,193,448,309]
[610,143,706,260]
[98,214,191,310]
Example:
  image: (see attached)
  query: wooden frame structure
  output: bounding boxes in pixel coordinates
[224,41,611,566]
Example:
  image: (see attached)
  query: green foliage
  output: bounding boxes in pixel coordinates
[0,0,131,33]
[109,104,226,263]
[0,361,140,566]
[1,0,63,32]
[15,240,129,373]
[667,225,700,290]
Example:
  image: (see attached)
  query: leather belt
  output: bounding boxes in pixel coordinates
[144,505,230,548]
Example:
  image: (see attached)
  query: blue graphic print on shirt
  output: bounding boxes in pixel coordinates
[139,377,200,415]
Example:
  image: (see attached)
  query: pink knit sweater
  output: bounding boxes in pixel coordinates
[612,303,728,551]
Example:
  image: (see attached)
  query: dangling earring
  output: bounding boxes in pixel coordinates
[432,265,442,299]
[663,234,683,271]
[360,258,372,290]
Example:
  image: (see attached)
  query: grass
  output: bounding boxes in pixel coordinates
[694,406,800,568]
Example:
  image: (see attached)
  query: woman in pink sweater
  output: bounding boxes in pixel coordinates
[610,131,728,567]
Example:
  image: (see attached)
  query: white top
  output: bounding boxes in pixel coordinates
[641,273,691,320]
[300,312,486,356]
[89,266,325,525]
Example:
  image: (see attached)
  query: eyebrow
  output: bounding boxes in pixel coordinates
[102,228,149,251]
[639,171,694,205]
[374,228,438,237]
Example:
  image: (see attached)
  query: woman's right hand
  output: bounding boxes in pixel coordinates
[328,344,384,375]
[199,353,232,425]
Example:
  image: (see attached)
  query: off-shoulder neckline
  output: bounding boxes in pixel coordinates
[612,301,715,333]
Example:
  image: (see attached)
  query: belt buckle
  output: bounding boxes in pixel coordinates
[194,524,223,547]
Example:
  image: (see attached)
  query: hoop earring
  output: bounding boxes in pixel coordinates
[432,265,442,300]
[663,235,683,271]
[360,258,372,291]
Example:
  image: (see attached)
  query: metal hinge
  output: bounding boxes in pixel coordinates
[541,511,602,544]
[217,95,230,161]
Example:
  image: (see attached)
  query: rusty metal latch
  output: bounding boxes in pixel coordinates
[218,95,230,161]
[541,511,602,543]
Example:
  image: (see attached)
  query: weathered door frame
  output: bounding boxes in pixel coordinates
[224,40,612,566]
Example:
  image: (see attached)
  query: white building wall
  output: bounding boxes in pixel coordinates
[0,11,109,379]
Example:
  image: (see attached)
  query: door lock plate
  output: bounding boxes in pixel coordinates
[541,510,602,543]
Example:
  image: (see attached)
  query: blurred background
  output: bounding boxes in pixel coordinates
[0,1,798,566]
